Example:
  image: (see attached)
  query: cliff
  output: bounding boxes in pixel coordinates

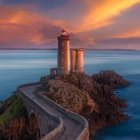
[0,70,129,139]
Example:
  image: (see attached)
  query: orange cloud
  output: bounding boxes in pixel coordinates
[76,0,140,32]
[0,7,92,48]
[0,7,64,46]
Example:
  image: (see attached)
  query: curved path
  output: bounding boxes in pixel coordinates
[18,83,89,140]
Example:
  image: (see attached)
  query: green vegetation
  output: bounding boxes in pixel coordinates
[0,95,26,125]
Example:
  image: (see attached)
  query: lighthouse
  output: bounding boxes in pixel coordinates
[50,29,84,76]
[57,29,70,75]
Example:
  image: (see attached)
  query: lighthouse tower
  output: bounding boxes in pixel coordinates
[57,29,70,75]
[50,29,84,76]
[71,49,84,73]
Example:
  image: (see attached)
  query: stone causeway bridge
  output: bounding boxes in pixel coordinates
[17,82,89,140]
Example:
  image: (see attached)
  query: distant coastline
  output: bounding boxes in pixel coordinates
[0,48,138,51]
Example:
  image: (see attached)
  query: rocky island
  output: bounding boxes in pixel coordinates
[0,70,129,140]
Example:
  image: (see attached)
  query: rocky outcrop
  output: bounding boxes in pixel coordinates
[41,79,97,114]
[92,70,128,88]
[0,117,29,140]
[0,101,3,110]
[40,71,129,137]
[0,117,40,140]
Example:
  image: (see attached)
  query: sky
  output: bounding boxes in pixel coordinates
[0,0,140,49]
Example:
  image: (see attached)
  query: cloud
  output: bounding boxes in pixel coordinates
[0,7,63,47]
[77,2,140,41]
[29,0,140,33]
[0,5,94,48]
[70,33,95,48]
[76,0,140,32]
[0,0,140,49]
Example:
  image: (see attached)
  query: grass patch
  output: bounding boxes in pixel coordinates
[0,95,26,126]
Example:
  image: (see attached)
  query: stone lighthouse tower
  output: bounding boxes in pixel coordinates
[57,29,70,75]
[71,49,84,73]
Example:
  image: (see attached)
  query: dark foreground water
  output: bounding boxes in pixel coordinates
[0,50,140,140]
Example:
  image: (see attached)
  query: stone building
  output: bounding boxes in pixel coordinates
[50,29,84,75]
[57,29,70,75]
[71,48,84,73]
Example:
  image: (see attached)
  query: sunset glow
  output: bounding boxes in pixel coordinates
[79,0,140,32]
[0,0,140,49]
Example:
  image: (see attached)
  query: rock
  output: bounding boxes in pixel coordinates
[0,101,4,110]
[92,70,129,88]
[43,79,98,113]
[0,96,40,140]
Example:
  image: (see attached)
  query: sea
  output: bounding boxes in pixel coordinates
[0,50,140,140]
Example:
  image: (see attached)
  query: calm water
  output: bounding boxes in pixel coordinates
[0,50,140,140]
